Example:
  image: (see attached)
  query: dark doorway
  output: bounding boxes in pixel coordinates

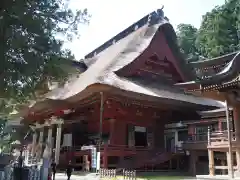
[135,131,147,147]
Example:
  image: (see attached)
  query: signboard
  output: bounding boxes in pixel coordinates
[96,152,100,171]
[91,147,97,169]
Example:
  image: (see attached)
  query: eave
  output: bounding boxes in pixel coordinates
[24,82,225,120]
[190,51,238,69]
[176,51,240,91]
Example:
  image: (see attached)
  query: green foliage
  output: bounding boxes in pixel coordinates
[196,2,239,58]
[177,0,240,60]
[0,0,90,148]
[0,116,9,153]
[0,0,89,102]
[176,24,200,62]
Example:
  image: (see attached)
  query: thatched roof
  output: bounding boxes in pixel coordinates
[41,10,223,109]
[21,9,225,118]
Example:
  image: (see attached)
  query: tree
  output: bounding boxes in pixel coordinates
[0,0,90,149]
[0,0,89,104]
[196,1,240,58]
[176,24,200,62]
[176,0,240,60]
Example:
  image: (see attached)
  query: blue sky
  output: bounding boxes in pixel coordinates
[64,0,225,59]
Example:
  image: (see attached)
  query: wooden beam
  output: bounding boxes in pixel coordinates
[139,68,173,78]
[106,94,178,111]
[145,59,170,67]
[195,91,226,102]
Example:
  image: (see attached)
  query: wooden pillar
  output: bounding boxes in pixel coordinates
[208,149,215,176]
[103,155,108,169]
[169,159,172,169]
[233,106,240,141]
[218,119,222,131]
[47,125,53,159]
[221,159,226,175]
[37,128,44,161]
[227,151,234,177]
[189,151,197,176]
[226,101,234,178]
[31,130,37,155]
[47,126,53,146]
[176,156,180,170]
[102,145,108,169]
[128,125,135,147]
[233,106,240,174]
[109,119,116,144]
[39,128,44,144]
[55,123,63,165]
[236,149,240,172]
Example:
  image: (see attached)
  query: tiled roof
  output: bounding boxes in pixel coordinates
[176,51,240,88]
[190,51,238,68]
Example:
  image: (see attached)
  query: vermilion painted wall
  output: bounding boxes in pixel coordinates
[85,99,157,146]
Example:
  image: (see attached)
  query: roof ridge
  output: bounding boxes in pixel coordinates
[84,9,166,59]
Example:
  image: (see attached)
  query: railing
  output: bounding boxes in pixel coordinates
[61,144,151,153]
[99,168,116,178]
[100,144,150,152]
[99,168,136,180]
[208,129,236,145]
[181,129,239,150]
[184,133,208,143]
[123,169,136,180]
[183,130,236,145]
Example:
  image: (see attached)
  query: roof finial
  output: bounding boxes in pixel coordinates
[148,8,164,26]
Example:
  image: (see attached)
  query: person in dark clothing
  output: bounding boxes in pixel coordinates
[66,161,73,180]
[51,161,57,180]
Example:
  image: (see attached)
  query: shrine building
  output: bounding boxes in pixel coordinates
[19,9,225,171]
[176,51,240,178]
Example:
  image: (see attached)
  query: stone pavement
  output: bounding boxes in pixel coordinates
[56,173,225,180]
[55,173,197,180]
[55,173,100,180]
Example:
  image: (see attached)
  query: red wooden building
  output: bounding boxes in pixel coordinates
[20,9,224,170]
[175,51,240,177]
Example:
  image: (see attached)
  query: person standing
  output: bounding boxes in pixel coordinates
[66,161,73,180]
[51,161,57,180]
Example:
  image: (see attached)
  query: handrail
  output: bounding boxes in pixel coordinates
[209,131,236,144]
[183,129,237,145]
[206,127,236,146]
[61,144,151,153]
[184,133,208,143]
[101,144,151,151]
